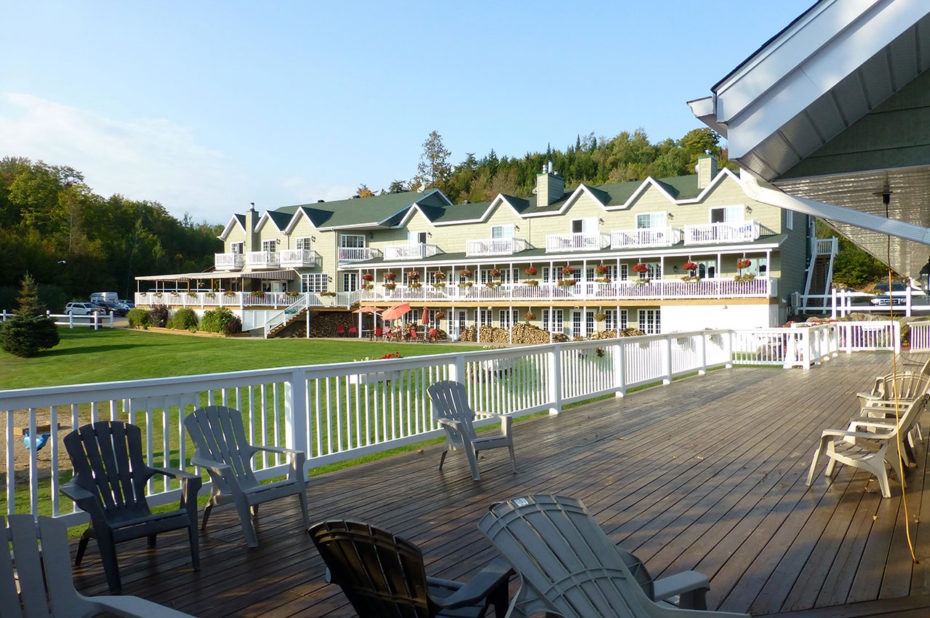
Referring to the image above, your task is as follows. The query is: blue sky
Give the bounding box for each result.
[1,1,814,224]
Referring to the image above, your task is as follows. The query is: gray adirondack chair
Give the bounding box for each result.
[427,380,515,481]
[1,514,193,618]
[806,394,928,498]
[309,520,513,617]
[61,421,201,594]
[185,406,309,547]
[478,495,748,618]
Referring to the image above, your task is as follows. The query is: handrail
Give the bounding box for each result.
[263,294,309,338]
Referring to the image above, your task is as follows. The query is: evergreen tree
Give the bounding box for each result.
[416,131,452,190]
[1,273,59,357]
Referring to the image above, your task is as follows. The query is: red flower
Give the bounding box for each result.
[595,265,608,275]
[383,272,396,281]
[459,269,472,278]
[361,273,374,281]
[737,259,751,269]
[682,262,698,271]
[632,263,648,274]
[407,271,420,280]
[561,266,576,276]
[524,266,537,276]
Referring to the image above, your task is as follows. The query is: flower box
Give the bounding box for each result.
[384,283,396,290]
[458,282,473,288]
[433,282,446,288]
[409,282,422,289]
[320,291,337,297]
[485,281,500,288]
[524,279,539,287]
[558,279,576,287]
[595,278,612,284]
[348,370,401,385]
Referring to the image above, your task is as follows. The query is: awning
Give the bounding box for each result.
[136,270,296,282]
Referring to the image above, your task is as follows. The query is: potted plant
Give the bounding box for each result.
[407,271,420,281]
[187,292,197,298]
[384,282,397,290]
[384,272,396,281]
[593,312,607,322]
[558,279,577,287]
[320,291,337,297]
[737,258,752,270]
[409,281,422,289]
[561,266,576,277]
[286,291,299,297]
[632,263,648,275]
[459,269,472,279]
[223,291,235,297]
[523,311,536,321]
[433,271,446,281]
[435,311,446,320]
[524,266,537,276]
[524,279,539,286]
[361,273,374,282]
[595,264,609,276]
[489,268,502,278]
[458,281,473,288]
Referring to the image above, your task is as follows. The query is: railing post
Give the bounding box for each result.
[725,330,733,368]
[906,287,912,317]
[449,354,466,383]
[285,368,309,475]
[894,321,901,354]
[612,339,626,398]
[93,312,99,331]
[546,344,562,415]
[831,288,837,319]
[802,330,811,370]
[698,332,707,375]
[663,335,673,384]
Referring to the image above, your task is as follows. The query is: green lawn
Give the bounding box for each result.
[0,328,480,389]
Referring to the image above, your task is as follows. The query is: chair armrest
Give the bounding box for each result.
[653,570,709,603]
[90,594,195,617]
[430,558,513,610]
[190,454,231,474]
[437,418,464,431]
[253,445,307,481]
[821,428,894,442]
[149,466,199,481]
[253,445,304,457]
[60,481,104,519]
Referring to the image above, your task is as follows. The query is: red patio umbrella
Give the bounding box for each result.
[381,303,411,321]
[421,306,429,325]
[352,306,382,314]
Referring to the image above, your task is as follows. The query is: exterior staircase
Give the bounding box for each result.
[263,295,310,338]
[801,234,838,311]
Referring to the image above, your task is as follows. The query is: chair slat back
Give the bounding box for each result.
[63,422,151,519]
[309,520,433,617]
[479,495,652,618]
[427,381,478,442]
[185,406,258,489]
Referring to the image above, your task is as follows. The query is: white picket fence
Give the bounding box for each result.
[0,321,898,523]
[0,310,115,330]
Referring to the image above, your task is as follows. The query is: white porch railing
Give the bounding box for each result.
[279,249,319,268]
[0,311,115,330]
[610,227,682,249]
[360,277,775,302]
[545,232,610,253]
[0,321,898,523]
[384,243,440,260]
[134,291,352,309]
[683,221,762,244]
[214,253,244,271]
[338,247,381,262]
[245,251,281,269]
[465,238,529,256]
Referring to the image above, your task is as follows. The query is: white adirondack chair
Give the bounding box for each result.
[806,395,928,498]
[427,380,516,481]
[1,514,193,618]
[185,406,310,547]
[478,495,749,617]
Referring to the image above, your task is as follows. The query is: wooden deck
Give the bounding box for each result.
[69,352,930,617]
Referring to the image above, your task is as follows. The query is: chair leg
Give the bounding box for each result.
[235,495,259,548]
[465,445,482,481]
[75,527,93,565]
[96,530,122,594]
[188,521,200,570]
[251,504,260,518]
[507,444,517,474]
[202,503,214,531]
[439,449,448,470]
[806,444,825,487]
[297,490,310,530]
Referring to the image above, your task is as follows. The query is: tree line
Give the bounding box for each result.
[0,157,222,310]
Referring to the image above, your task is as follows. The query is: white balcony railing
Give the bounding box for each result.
[383,243,440,260]
[0,321,898,523]
[683,221,762,245]
[133,291,352,310]
[338,247,381,262]
[279,249,319,268]
[245,251,281,269]
[465,238,529,256]
[545,232,610,253]
[214,253,244,270]
[610,227,682,249]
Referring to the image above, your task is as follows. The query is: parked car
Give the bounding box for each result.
[65,302,106,316]
[870,281,909,305]
[102,301,127,316]
[117,299,135,311]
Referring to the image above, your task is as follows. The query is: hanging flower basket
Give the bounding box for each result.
[561,266,576,276]
[383,272,396,281]
[435,311,446,320]
[407,271,420,281]
[524,266,537,276]
[682,261,698,271]
[523,311,536,321]
[433,271,446,281]
[361,273,374,282]
[489,268,502,278]
[632,263,648,274]
[595,265,609,276]
[737,259,752,269]
[593,312,607,322]
[459,269,472,279]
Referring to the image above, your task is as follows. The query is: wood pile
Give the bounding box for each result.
[459,323,569,344]
[591,327,645,339]
[278,312,371,338]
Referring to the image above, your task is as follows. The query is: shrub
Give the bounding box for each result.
[223,315,242,335]
[167,308,198,330]
[149,304,170,327]
[0,274,59,357]
[127,308,152,327]
[201,307,238,334]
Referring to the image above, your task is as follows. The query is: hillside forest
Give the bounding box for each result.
[0,127,885,310]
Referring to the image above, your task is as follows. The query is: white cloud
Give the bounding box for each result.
[0,93,252,223]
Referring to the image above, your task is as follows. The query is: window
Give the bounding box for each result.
[571,217,597,234]
[261,240,277,252]
[491,225,514,239]
[619,264,628,281]
[295,237,312,250]
[342,273,358,292]
[586,311,595,334]
[636,212,666,229]
[408,231,427,244]
[710,205,743,223]
[638,309,661,334]
[572,311,582,337]
[696,259,716,279]
[636,262,661,279]
[605,309,628,331]
[457,311,467,332]
[498,309,519,328]
[543,309,564,333]
[479,309,493,327]
[229,242,243,254]
[339,234,366,248]
[301,274,328,293]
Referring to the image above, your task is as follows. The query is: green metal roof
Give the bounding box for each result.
[275,190,428,228]
[265,210,292,230]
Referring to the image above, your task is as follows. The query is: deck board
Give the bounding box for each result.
[67,352,930,616]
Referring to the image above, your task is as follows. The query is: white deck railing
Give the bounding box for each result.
[610,227,682,249]
[338,247,382,262]
[0,311,115,330]
[384,244,440,260]
[545,232,610,252]
[278,249,319,268]
[0,321,897,523]
[465,238,529,256]
[683,221,762,244]
[245,251,281,269]
[214,253,244,271]
[134,291,352,310]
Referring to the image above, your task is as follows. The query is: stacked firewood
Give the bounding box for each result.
[591,327,645,339]
[459,323,569,344]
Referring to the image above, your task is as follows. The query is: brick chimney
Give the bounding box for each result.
[536,161,565,207]
[696,153,718,189]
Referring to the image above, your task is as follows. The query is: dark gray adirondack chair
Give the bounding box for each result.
[427,380,515,480]
[61,421,201,595]
[308,520,513,617]
[185,406,309,547]
[1,514,194,617]
[478,495,749,618]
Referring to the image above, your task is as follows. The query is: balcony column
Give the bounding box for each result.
[509,305,513,345]
[582,259,587,300]
[476,308,480,344]
[401,267,405,299]
[659,256,665,300]
[549,260,554,302]
[509,264,514,300]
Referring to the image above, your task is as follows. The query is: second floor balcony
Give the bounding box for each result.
[610,227,682,249]
[246,251,281,269]
[279,249,320,268]
[338,247,382,262]
[545,232,611,253]
[465,237,528,256]
[684,221,762,245]
[214,252,244,271]
[384,243,440,260]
